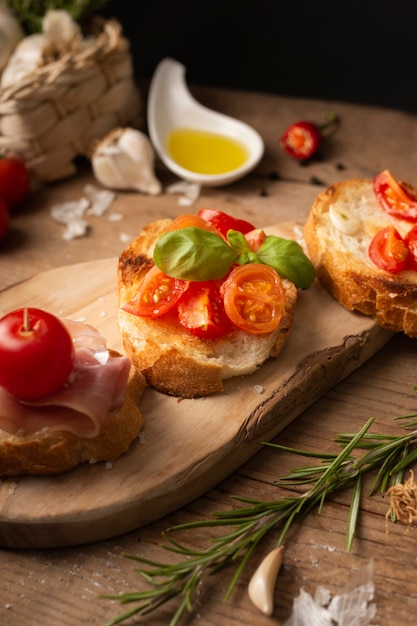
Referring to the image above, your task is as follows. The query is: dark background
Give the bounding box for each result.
[100,0,417,115]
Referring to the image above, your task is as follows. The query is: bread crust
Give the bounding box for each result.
[0,352,146,476]
[304,178,417,337]
[118,220,297,398]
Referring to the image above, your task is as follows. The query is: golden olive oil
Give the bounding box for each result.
[167,128,248,175]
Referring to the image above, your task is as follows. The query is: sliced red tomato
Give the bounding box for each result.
[373,170,417,221]
[221,264,286,334]
[245,228,266,252]
[177,280,233,338]
[197,208,255,237]
[404,225,417,271]
[122,265,189,318]
[368,225,409,273]
[169,213,221,235]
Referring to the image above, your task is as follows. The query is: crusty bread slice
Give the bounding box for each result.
[0,352,146,476]
[304,178,417,337]
[118,219,297,398]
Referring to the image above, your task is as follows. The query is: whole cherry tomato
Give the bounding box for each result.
[280,121,322,160]
[368,226,409,273]
[0,308,75,400]
[0,195,9,240]
[0,157,30,210]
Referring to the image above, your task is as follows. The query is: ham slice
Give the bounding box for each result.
[0,320,131,438]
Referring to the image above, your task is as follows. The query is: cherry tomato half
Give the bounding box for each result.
[122,265,189,318]
[368,226,409,273]
[169,213,221,235]
[177,280,233,338]
[0,308,75,400]
[245,228,266,252]
[197,209,255,237]
[221,264,286,334]
[0,195,9,240]
[373,170,417,222]
[404,225,417,271]
[0,157,30,210]
[280,121,322,160]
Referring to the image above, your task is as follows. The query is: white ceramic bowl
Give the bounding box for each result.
[147,58,265,187]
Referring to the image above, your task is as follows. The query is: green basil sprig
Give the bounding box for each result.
[153,227,238,281]
[244,233,315,289]
[153,226,315,289]
[227,230,315,289]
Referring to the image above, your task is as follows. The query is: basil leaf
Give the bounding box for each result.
[226,229,251,254]
[153,227,238,280]
[257,235,315,289]
[227,229,260,265]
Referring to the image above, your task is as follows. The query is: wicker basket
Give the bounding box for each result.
[0,17,142,182]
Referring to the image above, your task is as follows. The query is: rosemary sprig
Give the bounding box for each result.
[103,415,417,626]
[6,0,110,33]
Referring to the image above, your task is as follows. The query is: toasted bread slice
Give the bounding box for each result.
[118,219,297,398]
[304,178,417,337]
[0,353,146,476]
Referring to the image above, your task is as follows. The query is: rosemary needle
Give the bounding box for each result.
[103,415,417,626]
[5,0,110,33]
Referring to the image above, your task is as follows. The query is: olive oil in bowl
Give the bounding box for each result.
[167,128,248,175]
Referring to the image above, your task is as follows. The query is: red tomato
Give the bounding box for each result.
[122,265,189,318]
[197,208,255,237]
[245,228,266,252]
[0,157,30,210]
[0,308,74,400]
[221,264,286,334]
[280,121,322,160]
[177,280,233,338]
[404,225,417,271]
[373,170,417,221]
[0,195,9,240]
[169,213,221,235]
[368,226,409,273]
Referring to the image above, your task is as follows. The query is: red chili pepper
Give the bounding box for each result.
[280,113,338,161]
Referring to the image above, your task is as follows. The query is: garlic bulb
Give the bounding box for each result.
[1,33,46,88]
[91,127,162,195]
[248,545,284,615]
[0,9,81,89]
[0,0,24,75]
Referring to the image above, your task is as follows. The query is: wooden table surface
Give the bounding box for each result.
[1,84,417,625]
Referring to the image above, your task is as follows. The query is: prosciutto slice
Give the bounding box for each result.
[0,320,131,438]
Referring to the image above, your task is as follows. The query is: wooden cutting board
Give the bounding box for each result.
[0,223,393,549]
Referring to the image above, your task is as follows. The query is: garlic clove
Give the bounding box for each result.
[42,10,81,54]
[248,545,284,616]
[329,203,361,235]
[91,128,162,196]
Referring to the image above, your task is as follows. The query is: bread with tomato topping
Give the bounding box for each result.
[118,218,298,398]
[0,340,146,476]
[304,174,417,337]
